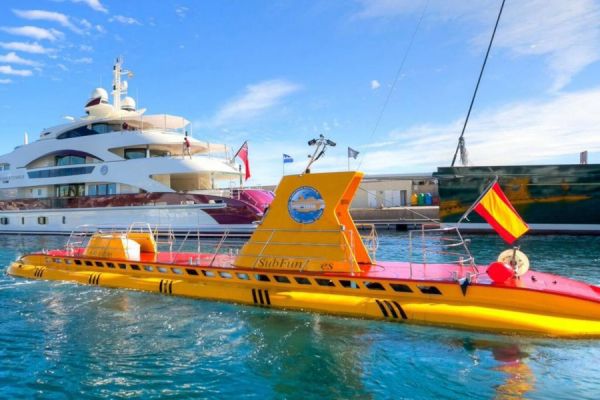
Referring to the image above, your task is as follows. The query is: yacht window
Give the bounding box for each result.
[0,163,9,171]
[56,184,85,198]
[28,166,94,179]
[88,183,116,196]
[124,148,146,159]
[57,123,121,139]
[37,216,48,225]
[149,149,170,158]
[0,217,8,225]
[55,155,85,166]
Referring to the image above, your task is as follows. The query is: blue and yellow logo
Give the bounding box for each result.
[288,186,325,224]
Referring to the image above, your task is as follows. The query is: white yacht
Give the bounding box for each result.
[0,58,272,235]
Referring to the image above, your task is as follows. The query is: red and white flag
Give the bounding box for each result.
[234,141,251,180]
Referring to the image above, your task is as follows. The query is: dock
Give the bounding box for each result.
[350,206,439,230]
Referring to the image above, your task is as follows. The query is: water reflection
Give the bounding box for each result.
[461,338,534,399]
[243,311,372,399]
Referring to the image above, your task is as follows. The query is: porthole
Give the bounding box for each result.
[364,281,385,290]
[255,274,270,282]
[274,275,290,283]
[315,278,335,287]
[418,285,442,295]
[339,280,359,289]
[390,283,413,293]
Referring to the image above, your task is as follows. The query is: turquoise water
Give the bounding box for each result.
[1,232,600,399]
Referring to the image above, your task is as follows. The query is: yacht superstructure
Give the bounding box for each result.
[0,58,270,234]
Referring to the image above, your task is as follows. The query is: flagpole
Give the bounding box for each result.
[457,176,499,225]
[231,140,247,162]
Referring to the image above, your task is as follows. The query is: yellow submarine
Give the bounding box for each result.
[7,138,600,338]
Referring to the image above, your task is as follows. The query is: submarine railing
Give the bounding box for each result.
[63,224,379,270]
[408,225,477,280]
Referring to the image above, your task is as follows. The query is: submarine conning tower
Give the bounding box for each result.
[234,171,371,273]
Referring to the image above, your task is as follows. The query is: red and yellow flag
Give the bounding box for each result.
[474,182,529,244]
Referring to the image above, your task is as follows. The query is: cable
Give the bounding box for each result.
[451,0,506,167]
[357,0,430,170]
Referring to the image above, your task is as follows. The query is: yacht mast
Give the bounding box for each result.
[112,57,133,111]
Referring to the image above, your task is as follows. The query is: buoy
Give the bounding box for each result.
[497,249,530,277]
[487,261,515,283]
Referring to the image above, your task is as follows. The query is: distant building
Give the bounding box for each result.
[351,173,438,209]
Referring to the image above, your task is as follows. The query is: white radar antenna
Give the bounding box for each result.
[112,56,134,111]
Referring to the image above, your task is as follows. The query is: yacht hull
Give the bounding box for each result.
[0,203,257,235]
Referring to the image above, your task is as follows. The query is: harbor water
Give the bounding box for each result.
[1,232,599,399]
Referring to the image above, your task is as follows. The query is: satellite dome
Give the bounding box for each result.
[90,87,108,101]
[121,96,136,111]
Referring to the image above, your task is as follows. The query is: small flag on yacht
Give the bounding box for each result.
[471,182,529,244]
[348,147,359,159]
[234,141,251,180]
[283,154,294,163]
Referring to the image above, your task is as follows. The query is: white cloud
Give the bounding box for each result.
[0,42,50,54]
[354,0,600,92]
[109,15,142,25]
[0,52,41,67]
[71,0,108,13]
[0,65,33,76]
[0,26,64,41]
[176,6,189,18]
[12,9,82,34]
[57,63,68,71]
[71,57,93,64]
[353,88,600,172]
[211,80,301,126]
[79,44,93,52]
[370,79,381,90]
[0,78,11,84]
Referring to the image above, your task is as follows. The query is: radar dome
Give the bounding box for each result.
[121,96,136,111]
[90,87,108,101]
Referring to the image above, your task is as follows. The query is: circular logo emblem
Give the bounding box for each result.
[100,165,108,175]
[288,186,325,224]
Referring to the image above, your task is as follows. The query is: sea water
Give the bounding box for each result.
[1,232,599,399]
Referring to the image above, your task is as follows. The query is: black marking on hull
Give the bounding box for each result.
[88,273,101,285]
[375,300,389,317]
[392,301,408,320]
[383,300,398,319]
[252,289,271,306]
[257,289,264,305]
[159,280,173,294]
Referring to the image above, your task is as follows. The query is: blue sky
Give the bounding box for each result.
[0,0,599,184]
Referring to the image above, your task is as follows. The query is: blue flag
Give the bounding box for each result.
[348,147,359,159]
[283,154,294,163]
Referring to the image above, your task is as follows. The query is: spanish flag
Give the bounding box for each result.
[473,182,529,244]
